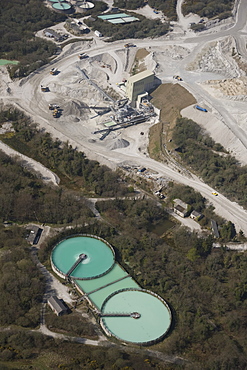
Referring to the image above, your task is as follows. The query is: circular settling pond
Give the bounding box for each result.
[52,2,71,10]
[101,289,171,344]
[51,236,115,279]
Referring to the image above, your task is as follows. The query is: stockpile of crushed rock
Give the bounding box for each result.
[107,138,129,150]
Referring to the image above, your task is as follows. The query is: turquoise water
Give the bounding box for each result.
[101,290,171,343]
[51,235,172,343]
[75,264,128,294]
[88,277,139,310]
[0,59,18,66]
[52,236,115,279]
[52,2,71,10]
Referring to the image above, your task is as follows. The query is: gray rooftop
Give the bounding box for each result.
[47,296,68,315]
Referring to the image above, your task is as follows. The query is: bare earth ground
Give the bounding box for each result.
[0,0,247,233]
[149,84,196,159]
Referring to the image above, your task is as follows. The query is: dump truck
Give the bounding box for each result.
[41,85,49,92]
[49,104,59,110]
[50,67,58,75]
[52,109,60,118]
[173,75,183,81]
[195,105,207,112]
[124,43,135,48]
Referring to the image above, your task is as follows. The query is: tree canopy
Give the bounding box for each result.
[172,117,247,208]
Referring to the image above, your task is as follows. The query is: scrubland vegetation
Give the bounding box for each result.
[172,117,247,209]
[0,0,66,77]
[85,15,170,41]
[182,0,234,20]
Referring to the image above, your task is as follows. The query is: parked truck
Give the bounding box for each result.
[195,105,207,112]
[50,68,58,75]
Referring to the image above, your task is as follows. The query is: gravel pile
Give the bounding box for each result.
[107,138,129,150]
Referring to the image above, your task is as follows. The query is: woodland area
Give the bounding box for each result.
[0,226,45,328]
[0,150,94,224]
[172,117,247,209]
[113,0,177,20]
[85,15,170,41]
[0,0,66,77]
[182,0,234,20]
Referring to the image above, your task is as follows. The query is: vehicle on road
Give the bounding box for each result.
[50,68,58,75]
[78,53,88,60]
[212,192,218,196]
[124,43,135,48]
[173,75,183,81]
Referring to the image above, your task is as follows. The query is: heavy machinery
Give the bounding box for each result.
[49,104,59,110]
[173,75,183,81]
[41,85,49,92]
[50,68,58,75]
[49,104,61,118]
[124,43,135,48]
[52,108,60,118]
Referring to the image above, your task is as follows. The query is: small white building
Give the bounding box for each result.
[190,210,203,221]
[94,30,103,37]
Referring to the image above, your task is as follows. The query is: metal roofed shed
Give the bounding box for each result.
[43,28,63,42]
[190,210,203,221]
[108,18,127,24]
[47,296,69,316]
[98,13,129,19]
[26,225,43,245]
[98,13,139,24]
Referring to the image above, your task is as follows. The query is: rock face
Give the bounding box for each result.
[187,37,241,78]
[203,77,247,101]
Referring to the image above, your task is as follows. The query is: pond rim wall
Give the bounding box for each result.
[50,233,115,280]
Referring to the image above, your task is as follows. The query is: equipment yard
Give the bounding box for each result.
[0,0,247,233]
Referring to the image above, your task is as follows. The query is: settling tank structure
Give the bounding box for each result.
[51,234,172,345]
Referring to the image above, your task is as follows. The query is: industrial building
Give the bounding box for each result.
[47,296,69,316]
[126,70,155,106]
[98,13,139,24]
